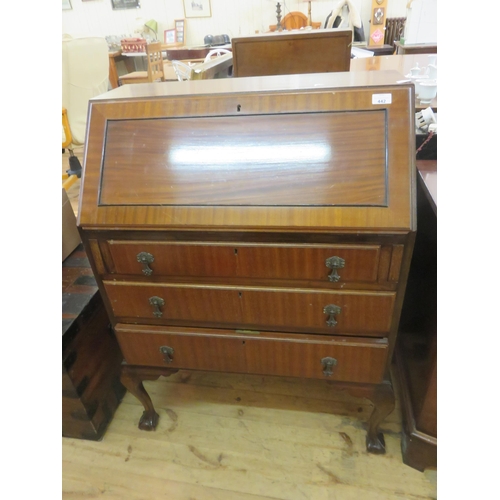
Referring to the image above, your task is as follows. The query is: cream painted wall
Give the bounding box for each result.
[62,0,409,47]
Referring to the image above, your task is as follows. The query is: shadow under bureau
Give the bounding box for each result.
[78,71,416,454]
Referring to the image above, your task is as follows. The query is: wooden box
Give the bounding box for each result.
[62,245,126,440]
[78,71,416,453]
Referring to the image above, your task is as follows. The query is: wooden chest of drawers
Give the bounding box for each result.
[78,71,416,454]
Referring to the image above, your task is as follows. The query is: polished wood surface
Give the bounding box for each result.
[99,111,387,206]
[77,72,416,455]
[105,241,382,283]
[232,29,351,77]
[79,72,415,231]
[115,324,388,383]
[104,282,395,335]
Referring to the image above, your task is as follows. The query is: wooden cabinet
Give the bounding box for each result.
[78,71,416,454]
[396,160,437,470]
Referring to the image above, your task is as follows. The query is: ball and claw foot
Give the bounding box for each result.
[138,410,160,431]
[366,432,387,454]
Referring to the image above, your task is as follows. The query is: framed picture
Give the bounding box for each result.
[174,19,186,44]
[164,29,176,45]
[111,0,140,10]
[62,0,72,10]
[183,0,211,18]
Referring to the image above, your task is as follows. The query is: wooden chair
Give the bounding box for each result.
[119,42,165,85]
[282,11,308,30]
[271,11,322,31]
[384,17,406,53]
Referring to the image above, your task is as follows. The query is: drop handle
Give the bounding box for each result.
[325,256,345,282]
[160,346,174,363]
[149,296,165,318]
[137,251,154,276]
[321,357,337,376]
[323,304,341,327]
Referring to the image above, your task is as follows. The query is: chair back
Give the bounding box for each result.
[384,17,406,49]
[171,60,194,81]
[282,12,308,30]
[146,42,165,82]
[203,48,231,63]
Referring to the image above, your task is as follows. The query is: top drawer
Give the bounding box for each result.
[105,241,381,284]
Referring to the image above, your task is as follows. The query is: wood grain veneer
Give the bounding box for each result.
[115,325,388,384]
[231,29,352,77]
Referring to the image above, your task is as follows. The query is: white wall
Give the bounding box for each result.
[404,0,437,44]
[62,0,409,47]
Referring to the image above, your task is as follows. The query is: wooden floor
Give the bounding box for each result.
[62,148,437,500]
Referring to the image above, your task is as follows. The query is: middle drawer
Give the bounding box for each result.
[104,282,395,336]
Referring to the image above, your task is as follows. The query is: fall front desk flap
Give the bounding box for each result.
[78,71,415,231]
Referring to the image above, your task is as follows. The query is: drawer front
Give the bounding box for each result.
[115,324,388,384]
[106,241,381,284]
[104,282,395,336]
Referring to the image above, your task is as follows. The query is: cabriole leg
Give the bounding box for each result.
[365,382,395,454]
[120,364,178,431]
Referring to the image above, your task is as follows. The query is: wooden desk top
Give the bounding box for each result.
[350,54,437,111]
[93,70,409,101]
[416,160,436,215]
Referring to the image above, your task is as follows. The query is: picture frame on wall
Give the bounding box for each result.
[62,0,72,10]
[183,0,211,18]
[164,29,176,45]
[174,19,186,44]
[111,0,141,10]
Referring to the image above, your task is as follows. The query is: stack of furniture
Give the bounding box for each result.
[63,245,125,440]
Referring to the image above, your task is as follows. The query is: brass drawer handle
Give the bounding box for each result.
[323,304,341,327]
[160,345,174,363]
[137,251,154,276]
[325,256,345,282]
[321,357,337,376]
[149,296,165,317]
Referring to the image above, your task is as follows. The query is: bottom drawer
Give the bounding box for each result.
[115,324,388,384]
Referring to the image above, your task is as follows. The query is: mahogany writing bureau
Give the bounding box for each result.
[78,71,416,454]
